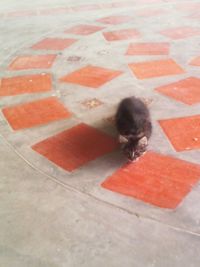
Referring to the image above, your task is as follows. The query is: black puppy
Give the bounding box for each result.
[115,96,152,161]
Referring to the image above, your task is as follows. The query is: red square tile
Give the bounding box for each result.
[126,42,169,55]
[129,59,184,79]
[159,115,200,152]
[189,56,200,66]
[64,24,105,35]
[136,8,165,17]
[60,65,123,88]
[2,97,71,130]
[160,26,200,39]
[103,29,140,41]
[101,151,200,209]
[155,77,200,105]
[97,15,132,25]
[8,54,57,70]
[0,73,52,96]
[32,38,77,50]
[32,123,118,171]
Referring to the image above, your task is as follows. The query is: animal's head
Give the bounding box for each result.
[119,135,148,161]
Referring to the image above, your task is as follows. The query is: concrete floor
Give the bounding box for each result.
[1,0,200,266]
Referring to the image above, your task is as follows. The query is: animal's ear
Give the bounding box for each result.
[138,136,148,146]
[119,135,129,144]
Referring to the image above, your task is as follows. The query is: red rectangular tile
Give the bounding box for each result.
[160,26,200,39]
[32,38,77,50]
[129,59,184,79]
[103,28,140,41]
[71,4,100,12]
[32,123,118,171]
[126,42,169,55]
[155,77,200,105]
[64,24,105,35]
[6,10,37,18]
[60,65,123,88]
[136,8,165,17]
[97,15,132,25]
[159,115,200,152]
[2,97,71,130]
[189,56,200,66]
[0,73,52,96]
[8,54,57,71]
[102,151,200,209]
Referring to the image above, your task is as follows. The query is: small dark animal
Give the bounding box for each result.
[115,96,152,161]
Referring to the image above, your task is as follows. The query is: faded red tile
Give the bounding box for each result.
[160,26,200,39]
[102,151,200,209]
[32,38,77,50]
[6,10,37,17]
[8,54,57,71]
[136,8,165,17]
[129,59,184,79]
[159,115,200,151]
[32,123,118,172]
[82,98,103,109]
[126,42,169,55]
[97,15,132,25]
[103,28,140,41]
[176,2,200,13]
[188,12,200,20]
[189,56,200,66]
[60,65,123,88]
[39,7,70,15]
[156,77,200,105]
[64,24,105,35]
[2,97,71,130]
[0,73,52,96]
[72,4,100,12]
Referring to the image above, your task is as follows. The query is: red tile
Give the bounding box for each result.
[32,38,77,50]
[71,4,100,12]
[64,24,105,35]
[129,59,184,79]
[176,2,200,13]
[60,65,123,88]
[101,151,200,209]
[0,73,52,96]
[8,54,57,70]
[160,26,200,39]
[32,123,118,172]
[103,28,140,41]
[136,8,165,17]
[2,97,71,130]
[126,42,169,55]
[159,115,200,152]
[6,10,37,17]
[189,56,200,66]
[188,12,200,20]
[97,15,132,25]
[155,77,200,105]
